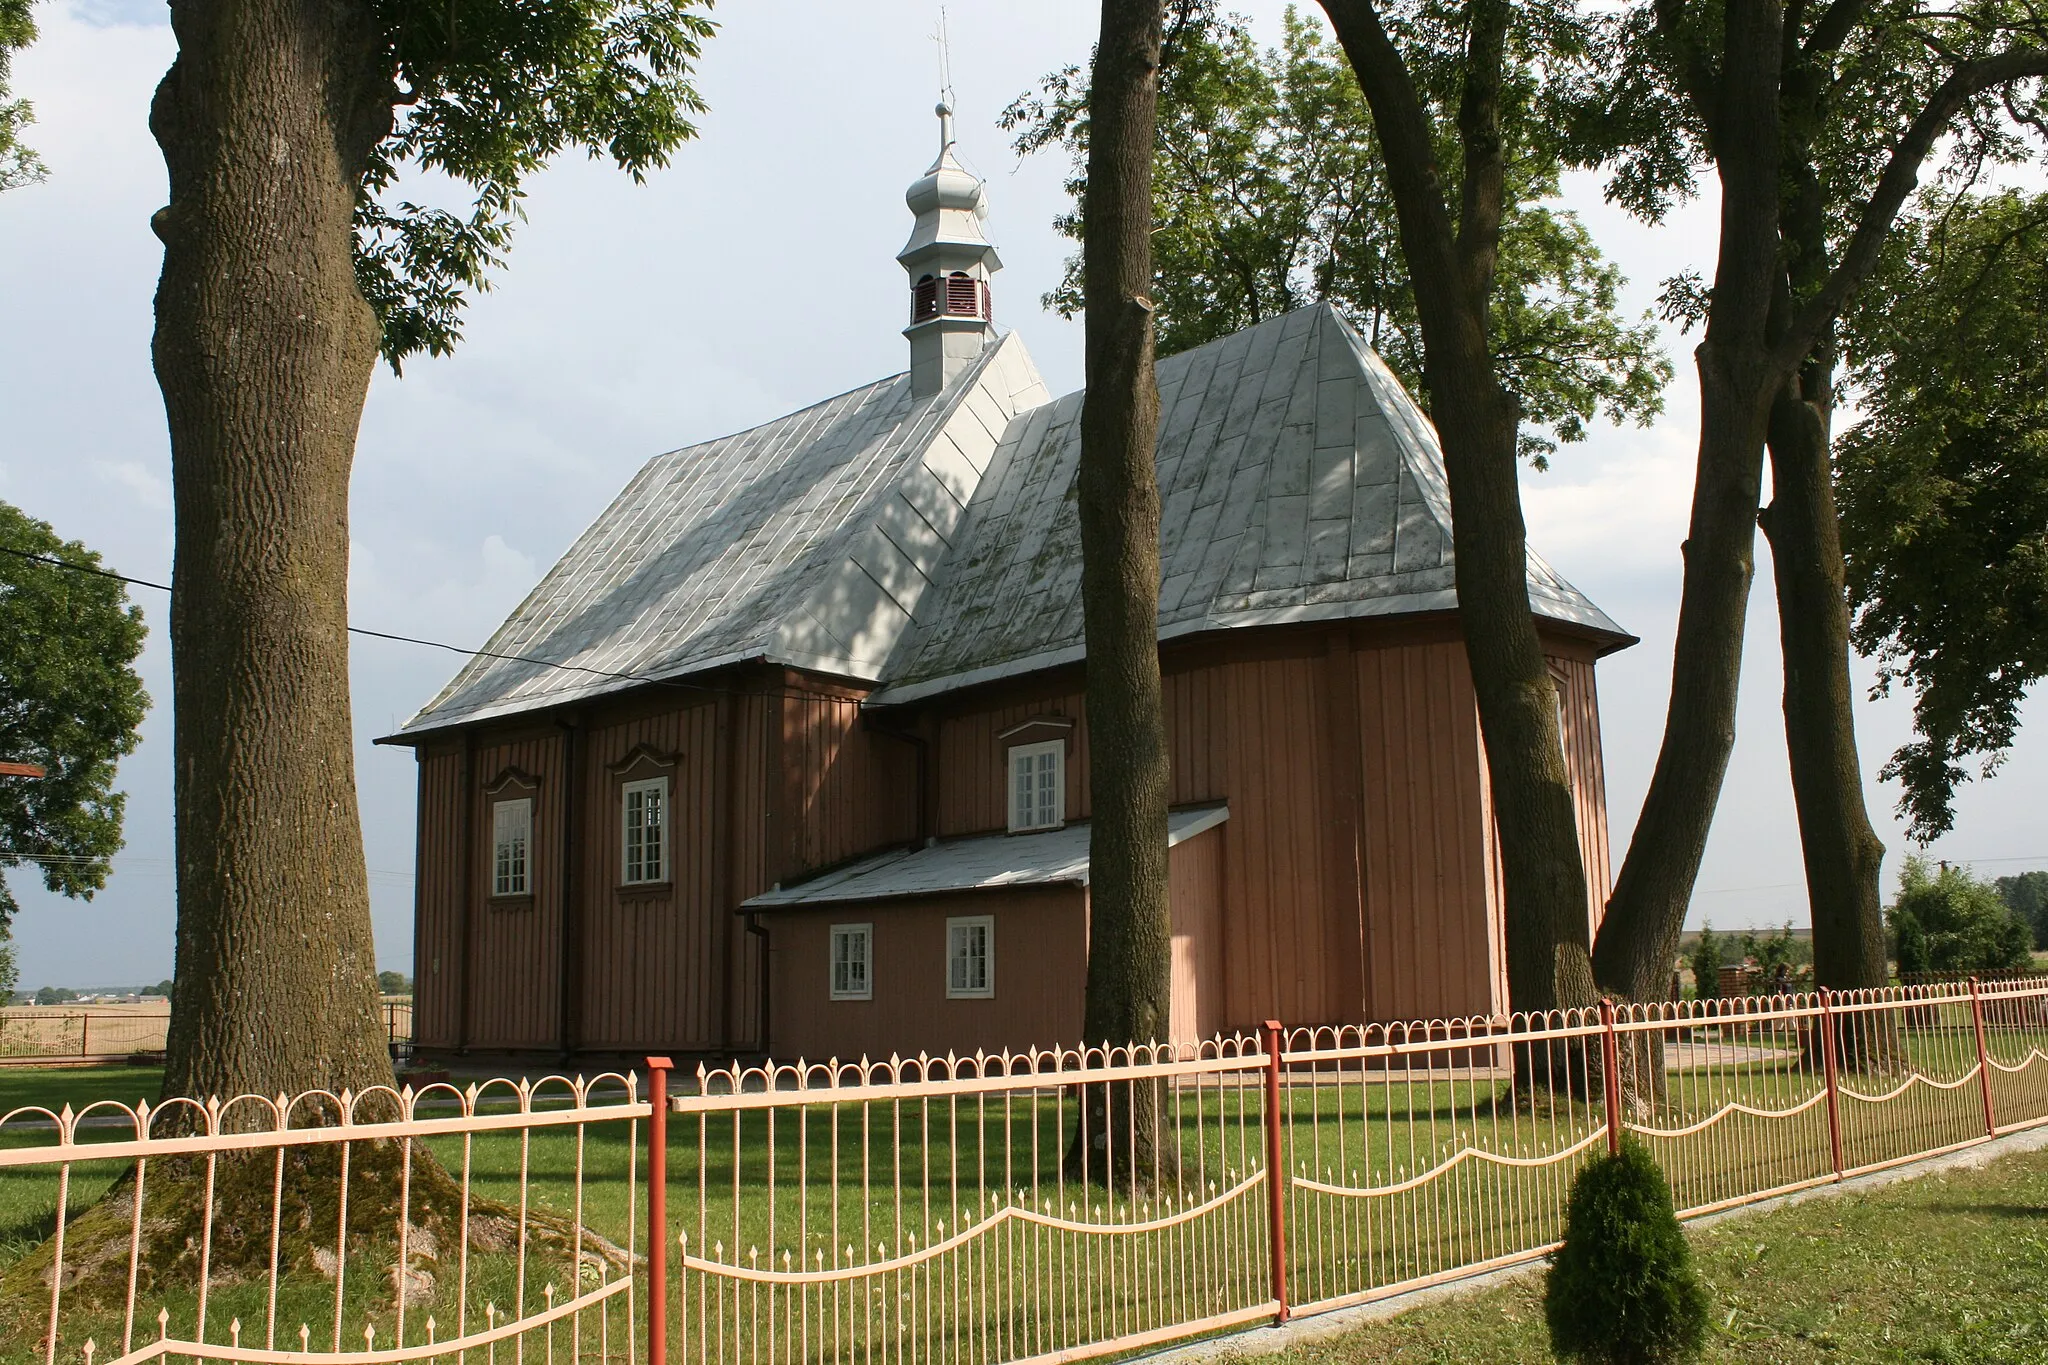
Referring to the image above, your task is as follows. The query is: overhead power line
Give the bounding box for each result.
[0,542,732,701]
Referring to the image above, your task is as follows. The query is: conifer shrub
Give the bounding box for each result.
[1544,1137,1711,1365]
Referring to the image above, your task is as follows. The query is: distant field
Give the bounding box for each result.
[0,1003,168,1060]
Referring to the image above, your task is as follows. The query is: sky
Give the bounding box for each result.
[2,0,2044,990]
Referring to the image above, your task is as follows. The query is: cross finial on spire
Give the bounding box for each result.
[933,6,956,152]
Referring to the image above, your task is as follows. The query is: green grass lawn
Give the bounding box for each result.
[0,1065,163,1119]
[1256,1145,2048,1364]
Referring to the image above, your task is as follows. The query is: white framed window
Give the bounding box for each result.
[491,797,532,897]
[946,915,994,999]
[1007,740,1064,832]
[621,776,669,885]
[830,923,873,1001]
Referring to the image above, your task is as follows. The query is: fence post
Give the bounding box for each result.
[1817,989,1844,1178]
[1968,978,1997,1136]
[80,1013,89,1059]
[1599,999,1623,1158]
[1260,1020,1290,1325]
[647,1055,673,1365]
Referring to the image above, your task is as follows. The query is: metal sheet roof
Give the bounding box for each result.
[395,333,1050,736]
[869,304,1628,704]
[741,804,1230,909]
[394,302,1627,737]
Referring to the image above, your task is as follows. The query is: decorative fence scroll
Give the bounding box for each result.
[12,979,2048,1365]
[3,1074,648,1365]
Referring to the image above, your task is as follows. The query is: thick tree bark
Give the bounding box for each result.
[151,0,395,1106]
[1318,0,1594,1015]
[1073,0,1174,1187]
[1590,0,1786,1005]
[1761,377,1887,991]
[1757,35,1889,994]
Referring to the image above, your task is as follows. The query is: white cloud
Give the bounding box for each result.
[92,459,170,509]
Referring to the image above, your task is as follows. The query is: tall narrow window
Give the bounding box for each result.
[830,924,873,1001]
[492,798,532,897]
[1007,740,1064,832]
[621,776,669,885]
[947,916,993,999]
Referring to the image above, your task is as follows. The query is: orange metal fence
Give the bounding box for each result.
[7,980,2048,1364]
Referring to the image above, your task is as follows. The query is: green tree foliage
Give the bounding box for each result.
[1839,191,2048,841]
[1545,1136,1711,1365]
[1996,870,2048,950]
[1686,924,1721,998]
[0,939,16,1003]
[1002,3,1670,464]
[0,0,42,192]
[1889,856,2033,978]
[0,505,149,926]
[352,0,717,369]
[376,970,411,995]
[34,985,75,1006]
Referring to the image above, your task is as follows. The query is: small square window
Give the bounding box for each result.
[947,916,994,999]
[1007,740,1064,833]
[492,798,532,897]
[621,776,669,885]
[830,923,873,1001]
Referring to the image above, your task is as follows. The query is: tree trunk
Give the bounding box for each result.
[1073,0,1174,1189]
[1590,0,1787,1006]
[1438,380,1599,1015]
[151,0,395,1107]
[1761,373,1888,991]
[1316,0,1594,1016]
[1592,346,1774,1003]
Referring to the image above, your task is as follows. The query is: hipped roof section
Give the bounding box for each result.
[392,303,1629,739]
[393,333,1051,737]
[869,304,1629,704]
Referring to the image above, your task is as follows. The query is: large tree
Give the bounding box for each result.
[1073,0,1174,1183]
[0,506,150,925]
[1581,0,2048,1002]
[1004,5,1668,466]
[1837,190,2048,846]
[1307,0,1612,1014]
[151,0,714,1105]
[0,0,41,192]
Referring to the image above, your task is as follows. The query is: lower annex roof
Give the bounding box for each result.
[741,804,1230,909]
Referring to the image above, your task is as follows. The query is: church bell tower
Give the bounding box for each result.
[899,100,1001,399]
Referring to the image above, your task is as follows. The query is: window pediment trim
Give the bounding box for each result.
[606,743,682,780]
[483,766,540,796]
[996,715,1074,744]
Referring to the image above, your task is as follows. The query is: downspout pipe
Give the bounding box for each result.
[556,714,582,1062]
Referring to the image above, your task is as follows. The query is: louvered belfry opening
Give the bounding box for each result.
[913,272,989,326]
[946,271,987,319]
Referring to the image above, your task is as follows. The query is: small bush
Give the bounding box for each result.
[1545,1137,1710,1365]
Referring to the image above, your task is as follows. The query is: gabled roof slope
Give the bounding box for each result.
[396,333,1049,736]
[870,304,1627,704]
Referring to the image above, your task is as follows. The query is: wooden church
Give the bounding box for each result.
[383,103,1633,1064]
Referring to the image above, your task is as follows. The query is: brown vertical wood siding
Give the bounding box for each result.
[1354,642,1496,1024]
[413,745,464,1050]
[766,887,1089,1060]
[463,730,568,1050]
[779,690,919,877]
[411,621,1617,1059]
